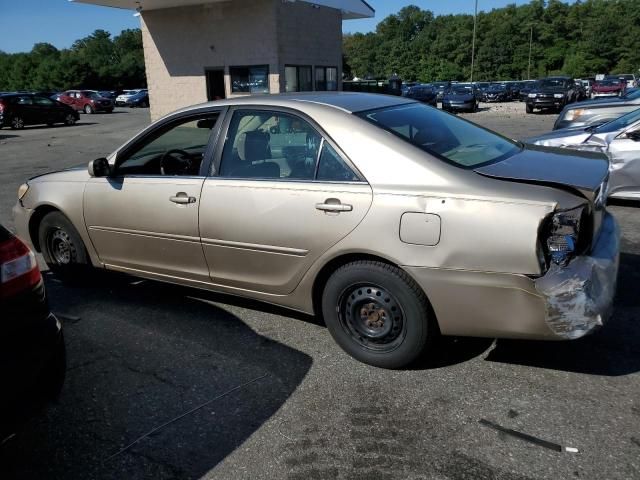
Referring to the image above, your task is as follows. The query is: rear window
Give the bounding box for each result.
[357,103,520,168]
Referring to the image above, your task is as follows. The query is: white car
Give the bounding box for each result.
[116,89,146,106]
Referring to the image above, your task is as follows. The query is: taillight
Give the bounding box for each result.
[0,235,41,299]
[0,99,5,113]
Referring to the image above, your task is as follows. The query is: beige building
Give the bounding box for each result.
[74,0,374,119]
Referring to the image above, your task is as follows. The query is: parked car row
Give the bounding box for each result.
[0,87,148,129]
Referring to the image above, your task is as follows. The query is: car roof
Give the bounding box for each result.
[179,92,414,115]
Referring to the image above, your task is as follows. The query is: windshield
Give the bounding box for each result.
[597,79,622,86]
[357,103,520,168]
[449,86,472,94]
[540,79,567,88]
[595,107,640,133]
[488,84,505,91]
[82,91,101,99]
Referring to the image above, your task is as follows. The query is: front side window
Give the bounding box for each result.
[220,110,321,180]
[230,65,269,94]
[116,113,220,176]
[16,96,33,105]
[358,103,520,168]
[33,97,54,106]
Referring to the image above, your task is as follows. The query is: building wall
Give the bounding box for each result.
[141,0,344,120]
[141,0,279,120]
[276,1,343,92]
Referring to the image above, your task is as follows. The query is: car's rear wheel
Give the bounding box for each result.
[10,115,25,129]
[84,104,94,114]
[64,113,77,126]
[38,211,91,282]
[321,261,435,369]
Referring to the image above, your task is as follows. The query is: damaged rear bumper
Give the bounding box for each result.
[535,212,620,339]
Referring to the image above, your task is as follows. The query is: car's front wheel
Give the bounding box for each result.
[322,261,435,369]
[84,104,94,114]
[38,211,91,282]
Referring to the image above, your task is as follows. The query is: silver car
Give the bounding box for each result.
[13,93,619,368]
[529,107,640,201]
[555,89,640,130]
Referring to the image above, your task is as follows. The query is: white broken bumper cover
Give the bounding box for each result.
[535,212,620,339]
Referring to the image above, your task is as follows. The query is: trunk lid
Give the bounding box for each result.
[474,144,609,203]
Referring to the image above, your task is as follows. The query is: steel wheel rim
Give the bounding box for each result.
[12,117,24,129]
[65,114,75,125]
[337,284,406,352]
[48,228,75,265]
[85,105,92,114]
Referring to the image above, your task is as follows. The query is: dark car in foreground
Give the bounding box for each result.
[442,84,478,112]
[0,224,65,440]
[526,76,577,113]
[0,93,79,130]
[403,84,437,106]
[58,90,114,114]
[554,88,640,130]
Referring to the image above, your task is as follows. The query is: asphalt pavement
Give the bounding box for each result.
[0,104,638,480]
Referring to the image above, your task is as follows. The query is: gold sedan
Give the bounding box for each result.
[13,93,619,368]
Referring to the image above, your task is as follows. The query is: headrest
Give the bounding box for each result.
[237,131,270,162]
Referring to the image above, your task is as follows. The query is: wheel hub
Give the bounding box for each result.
[339,285,404,350]
[50,229,74,265]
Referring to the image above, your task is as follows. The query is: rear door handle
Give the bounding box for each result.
[315,199,352,212]
[170,192,196,204]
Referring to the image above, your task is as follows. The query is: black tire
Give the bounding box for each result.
[10,115,25,129]
[64,113,77,126]
[321,261,435,369]
[38,211,91,282]
[526,104,533,114]
[84,104,94,114]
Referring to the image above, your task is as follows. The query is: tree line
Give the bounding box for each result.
[0,29,146,92]
[343,0,640,82]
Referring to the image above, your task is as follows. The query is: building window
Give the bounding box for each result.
[315,67,338,91]
[285,65,312,92]
[230,65,270,94]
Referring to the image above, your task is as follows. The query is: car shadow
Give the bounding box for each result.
[0,275,312,479]
[485,252,640,376]
[17,123,99,131]
[0,134,20,140]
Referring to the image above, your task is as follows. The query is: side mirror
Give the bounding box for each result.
[88,157,111,177]
[625,130,640,142]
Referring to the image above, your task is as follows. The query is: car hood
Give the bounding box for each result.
[566,97,625,109]
[475,145,609,202]
[29,164,90,183]
[444,93,474,100]
[525,127,594,147]
[532,87,566,94]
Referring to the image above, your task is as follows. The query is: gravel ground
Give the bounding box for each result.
[0,103,638,480]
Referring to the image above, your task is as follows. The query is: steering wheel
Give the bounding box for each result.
[160,149,193,175]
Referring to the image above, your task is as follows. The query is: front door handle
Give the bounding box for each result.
[170,192,196,204]
[315,199,353,212]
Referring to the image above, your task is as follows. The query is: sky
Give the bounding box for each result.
[1,0,555,54]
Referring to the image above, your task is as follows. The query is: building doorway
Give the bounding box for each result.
[205,68,226,100]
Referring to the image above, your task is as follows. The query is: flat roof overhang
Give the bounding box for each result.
[71,0,375,19]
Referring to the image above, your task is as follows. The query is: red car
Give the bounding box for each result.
[592,79,625,98]
[58,90,114,114]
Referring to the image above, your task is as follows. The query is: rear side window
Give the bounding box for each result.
[317,142,359,182]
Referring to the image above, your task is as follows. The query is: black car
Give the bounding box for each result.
[518,81,539,101]
[403,84,437,106]
[0,225,65,440]
[474,82,491,101]
[441,84,478,112]
[0,93,79,130]
[484,83,512,102]
[525,76,577,113]
[432,82,449,102]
